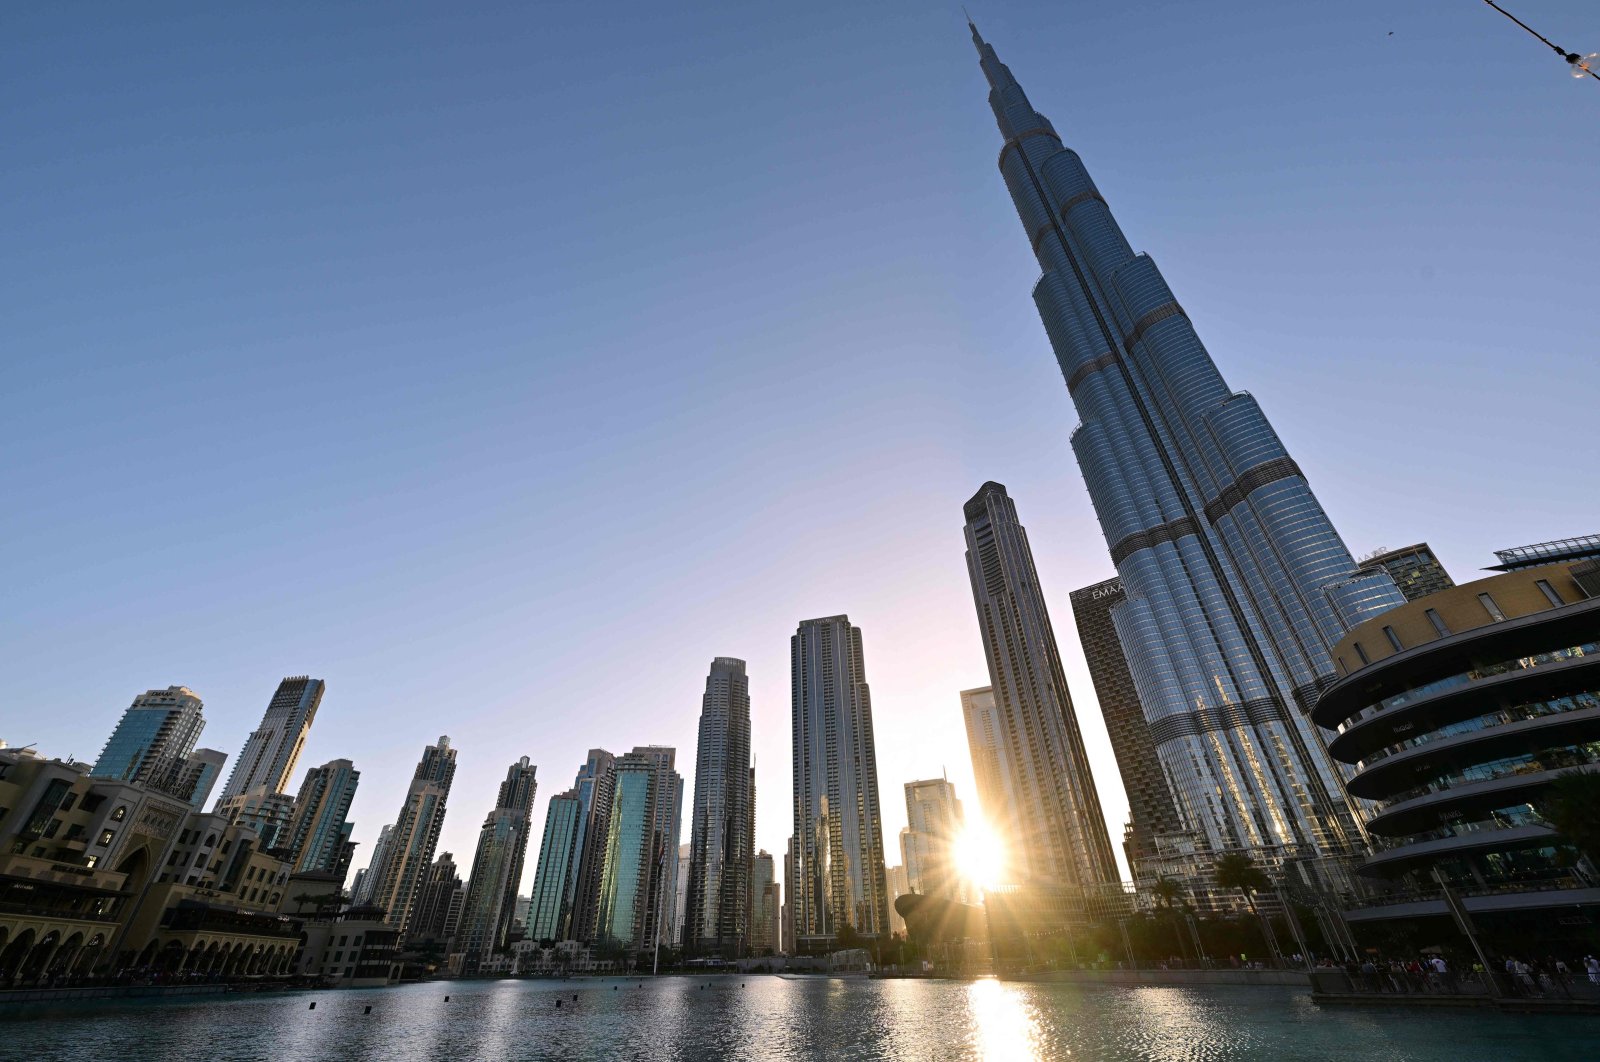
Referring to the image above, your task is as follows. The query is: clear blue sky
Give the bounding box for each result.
[5,2,1595,888]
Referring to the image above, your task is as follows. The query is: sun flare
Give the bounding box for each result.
[953,819,1007,894]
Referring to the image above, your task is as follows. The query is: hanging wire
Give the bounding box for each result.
[1483,0,1599,82]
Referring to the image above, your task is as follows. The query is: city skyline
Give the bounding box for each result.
[7,2,1596,900]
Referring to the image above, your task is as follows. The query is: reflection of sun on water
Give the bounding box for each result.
[968,978,1041,1061]
[954,819,1006,894]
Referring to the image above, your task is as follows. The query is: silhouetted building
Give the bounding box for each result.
[684,657,754,958]
[791,615,890,950]
[963,482,1118,888]
[1069,577,1182,872]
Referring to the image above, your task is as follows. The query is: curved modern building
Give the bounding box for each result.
[1314,557,1600,937]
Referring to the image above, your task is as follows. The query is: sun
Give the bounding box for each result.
[953,819,1007,895]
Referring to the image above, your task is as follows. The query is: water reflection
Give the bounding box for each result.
[968,978,1041,1061]
[3,975,1598,1061]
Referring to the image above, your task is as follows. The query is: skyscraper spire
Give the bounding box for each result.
[970,31,1406,880]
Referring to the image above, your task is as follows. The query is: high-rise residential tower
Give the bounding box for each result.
[455,756,538,972]
[969,23,1405,871]
[568,749,618,943]
[674,843,690,947]
[963,482,1119,888]
[1069,577,1183,872]
[283,759,360,875]
[173,748,228,809]
[217,676,324,804]
[684,657,755,958]
[960,685,1021,878]
[91,686,207,794]
[885,864,909,937]
[790,615,891,951]
[901,778,968,903]
[1357,544,1455,603]
[370,736,458,936]
[752,850,779,955]
[409,851,466,946]
[351,824,393,906]
[527,789,583,942]
[594,746,683,955]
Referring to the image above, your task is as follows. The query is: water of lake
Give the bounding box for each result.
[3,975,1596,1060]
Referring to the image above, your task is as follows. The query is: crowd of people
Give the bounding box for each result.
[1343,952,1600,998]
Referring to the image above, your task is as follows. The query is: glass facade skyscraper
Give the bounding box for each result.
[683,657,754,958]
[595,746,683,954]
[963,482,1120,888]
[282,758,360,875]
[970,23,1405,870]
[91,686,206,794]
[456,756,538,973]
[568,748,617,943]
[527,790,583,942]
[1069,577,1183,871]
[790,615,890,949]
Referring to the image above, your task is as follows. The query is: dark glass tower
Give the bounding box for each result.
[684,657,754,958]
[970,23,1405,870]
[1069,577,1182,871]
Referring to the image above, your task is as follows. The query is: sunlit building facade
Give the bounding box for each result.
[901,778,967,904]
[970,23,1405,877]
[963,482,1119,888]
[1315,555,1600,946]
[217,677,323,805]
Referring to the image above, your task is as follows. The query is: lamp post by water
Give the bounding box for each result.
[1117,917,1137,971]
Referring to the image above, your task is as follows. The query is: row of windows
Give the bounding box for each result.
[1346,583,1567,668]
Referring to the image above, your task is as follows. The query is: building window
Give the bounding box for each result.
[110,805,127,821]
[85,855,98,869]
[1425,609,1450,638]
[1536,579,1564,607]
[98,829,115,846]
[60,793,78,813]
[1383,626,1404,652]
[1354,642,1370,666]
[1478,592,1507,622]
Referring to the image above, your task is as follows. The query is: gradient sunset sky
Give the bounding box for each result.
[5,2,1596,888]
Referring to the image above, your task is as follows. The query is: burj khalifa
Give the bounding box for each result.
[970,22,1405,871]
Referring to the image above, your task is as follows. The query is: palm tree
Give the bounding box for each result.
[1539,770,1600,876]
[1214,852,1281,965]
[1150,876,1187,963]
[1150,876,1182,911]
[1214,853,1270,914]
